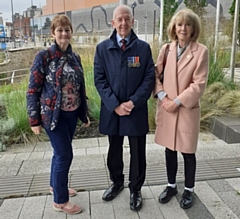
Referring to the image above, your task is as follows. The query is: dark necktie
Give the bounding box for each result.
[120,39,126,51]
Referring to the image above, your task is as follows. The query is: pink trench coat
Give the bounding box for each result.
[153,41,209,153]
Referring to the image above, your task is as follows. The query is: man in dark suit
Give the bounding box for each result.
[94,4,155,211]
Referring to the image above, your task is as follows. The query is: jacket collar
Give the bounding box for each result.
[107,29,138,50]
[177,41,198,74]
[48,41,73,59]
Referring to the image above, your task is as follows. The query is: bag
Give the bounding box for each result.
[159,44,170,83]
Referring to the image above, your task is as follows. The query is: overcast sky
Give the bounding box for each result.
[0,0,46,22]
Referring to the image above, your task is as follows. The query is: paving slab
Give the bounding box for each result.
[0,160,22,176]
[18,196,47,219]
[226,178,240,191]
[0,197,25,219]
[195,181,239,219]
[0,133,240,218]
[14,153,31,161]
[91,202,115,219]
[28,151,45,160]
[0,153,16,162]
[72,138,99,148]
[150,185,189,219]
[34,141,51,152]
[18,159,51,175]
[1,143,35,154]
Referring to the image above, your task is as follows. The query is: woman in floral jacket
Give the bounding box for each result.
[26,15,90,215]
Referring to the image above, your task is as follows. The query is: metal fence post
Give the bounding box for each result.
[11,70,15,83]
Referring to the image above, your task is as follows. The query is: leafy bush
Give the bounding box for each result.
[0,36,240,146]
[0,81,47,145]
[201,82,240,130]
[207,44,230,85]
[0,95,15,151]
[74,46,101,121]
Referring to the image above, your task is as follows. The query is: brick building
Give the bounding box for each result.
[42,0,118,16]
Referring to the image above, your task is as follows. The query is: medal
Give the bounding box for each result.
[128,56,140,67]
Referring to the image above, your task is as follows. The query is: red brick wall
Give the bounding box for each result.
[42,0,118,15]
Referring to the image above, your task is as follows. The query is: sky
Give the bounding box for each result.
[0,0,46,22]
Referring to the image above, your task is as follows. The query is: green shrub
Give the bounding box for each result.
[200,82,240,130]
[0,82,47,145]
[207,44,230,85]
[0,38,240,146]
[74,46,101,121]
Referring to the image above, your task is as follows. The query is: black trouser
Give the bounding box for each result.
[165,148,196,188]
[107,135,146,193]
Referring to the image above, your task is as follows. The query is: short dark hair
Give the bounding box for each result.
[50,15,73,34]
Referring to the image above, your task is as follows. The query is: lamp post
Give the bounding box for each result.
[63,0,66,15]
[10,0,16,48]
[3,19,8,39]
[159,0,164,46]
[31,0,36,46]
[153,9,156,42]
[131,2,137,28]
[98,18,100,42]
[108,21,112,36]
[40,2,43,43]
[144,12,148,42]
[134,19,138,35]
[119,0,127,5]
[214,0,220,64]
[19,15,22,40]
[131,2,137,18]
[230,0,240,81]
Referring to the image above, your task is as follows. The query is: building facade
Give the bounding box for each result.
[42,0,118,16]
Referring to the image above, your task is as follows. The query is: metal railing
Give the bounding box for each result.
[223,68,240,82]
[0,68,29,84]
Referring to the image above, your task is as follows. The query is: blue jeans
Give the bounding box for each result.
[45,109,79,204]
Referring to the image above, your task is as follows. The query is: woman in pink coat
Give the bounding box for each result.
[153,8,209,209]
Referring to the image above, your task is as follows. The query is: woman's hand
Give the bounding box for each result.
[162,97,178,113]
[31,125,42,135]
[82,116,90,128]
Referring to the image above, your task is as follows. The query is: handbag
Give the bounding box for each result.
[159,44,170,83]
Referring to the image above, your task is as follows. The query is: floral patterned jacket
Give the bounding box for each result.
[26,42,88,130]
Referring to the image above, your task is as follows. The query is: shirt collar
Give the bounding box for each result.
[116,33,131,47]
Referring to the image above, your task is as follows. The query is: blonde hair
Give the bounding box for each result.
[50,15,73,34]
[167,8,201,42]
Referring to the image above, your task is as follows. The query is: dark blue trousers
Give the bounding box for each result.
[45,109,79,204]
[107,135,146,193]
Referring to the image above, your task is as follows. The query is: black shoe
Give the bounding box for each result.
[158,186,178,203]
[130,191,142,211]
[180,190,193,209]
[102,184,124,201]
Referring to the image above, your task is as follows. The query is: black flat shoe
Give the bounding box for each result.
[180,190,193,209]
[130,191,142,211]
[102,184,124,201]
[159,186,178,203]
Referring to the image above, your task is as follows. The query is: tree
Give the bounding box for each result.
[184,0,208,43]
[229,0,240,46]
[162,0,178,41]
[184,0,207,18]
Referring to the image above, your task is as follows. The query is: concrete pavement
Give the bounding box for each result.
[0,132,240,219]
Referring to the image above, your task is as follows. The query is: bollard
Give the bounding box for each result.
[0,142,6,152]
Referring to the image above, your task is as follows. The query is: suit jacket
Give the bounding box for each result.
[153,41,209,153]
